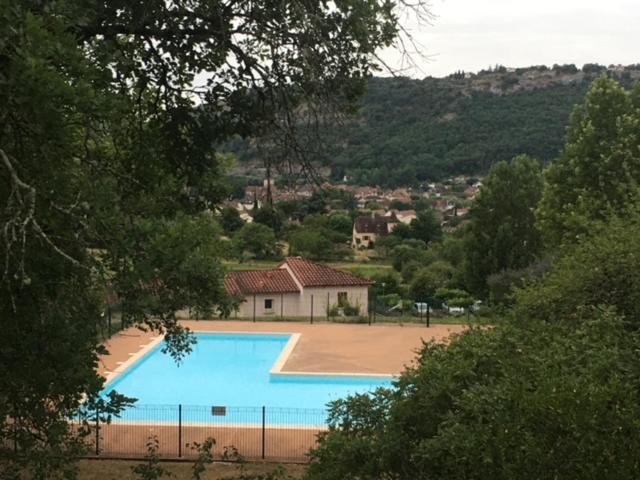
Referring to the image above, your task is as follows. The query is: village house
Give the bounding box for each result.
[224,257,371,319]
[385,209,417,225]
[351,214,398,249]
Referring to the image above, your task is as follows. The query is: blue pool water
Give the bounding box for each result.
[101,333,392,425]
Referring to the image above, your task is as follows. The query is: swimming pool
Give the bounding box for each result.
[101,333,393,425]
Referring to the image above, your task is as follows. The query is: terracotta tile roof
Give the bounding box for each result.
[224,269,300,295]
[281,257,372,288]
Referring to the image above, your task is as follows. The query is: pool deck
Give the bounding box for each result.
[98,320,466,379]
[94,321,466,461]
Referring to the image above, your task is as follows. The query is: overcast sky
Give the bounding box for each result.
[379,0,640,78]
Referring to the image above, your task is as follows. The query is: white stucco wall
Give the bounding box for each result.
[235,292,300,319]
[299,286,369,318]
[234,286,369,319]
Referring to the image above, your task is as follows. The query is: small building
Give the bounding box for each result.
[385,209,416,225]
[224,257,371,319]
[351,214,398,249]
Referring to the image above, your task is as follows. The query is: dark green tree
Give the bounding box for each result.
[232,223,279,260]
[537,77,640,246]
[0,0,422,475]
[409,210,442,244]
[252,207,284,235]
[288,230,333,260]
[409,261,454,302]
[464,155,543,295]
[308,311,640,480]
[220,207,245,235]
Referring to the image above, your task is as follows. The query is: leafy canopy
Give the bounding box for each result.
[0,0,415,476]
[537,76,640,246]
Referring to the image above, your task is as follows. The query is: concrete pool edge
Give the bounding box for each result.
[103,335,164,388]
[102,330,395,388]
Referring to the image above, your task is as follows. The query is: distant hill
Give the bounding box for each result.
[228,64,640,188]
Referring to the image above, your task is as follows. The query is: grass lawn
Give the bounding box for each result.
[327,261,392,278]
[77,459,305,480]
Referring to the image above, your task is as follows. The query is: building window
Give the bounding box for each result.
[337,292,348,307]
[264,299,273,310]
[363,235,369,241]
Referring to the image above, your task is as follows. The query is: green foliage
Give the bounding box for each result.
[188,437,216,480]
[286,211,352,261]
[327,213,354,237]
[232,223,279,260]
[310,207,640,480]
[132,437,171,480]
[369,271,404,299]
[308,313,640,480]
[328,299,361,317]
[409,261,454,301]
[464,155,544,295]
[288,229,334,260]
[376,293,402,308]
[514,216,640,325]
[409,210,443,244]
[252,207,284,234]
[220,207,245,235]
[434,287,474,308]
[329,75,593,186]
[486,259,551,305]
[390,240,428,272]
[537,76,640,246]
[0,0,417,476]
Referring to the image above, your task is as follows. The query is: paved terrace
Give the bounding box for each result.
[98,321,466,378]
[94,321,467,462]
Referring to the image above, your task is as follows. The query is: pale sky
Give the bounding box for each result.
[379,0,640,78]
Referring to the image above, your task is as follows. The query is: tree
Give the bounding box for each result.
[434,287,473,309]
[409,210,442,244]
[308,312,640,480]
[464,155,543,295]
[536,76,640,246]
[513,215,640,326]
[409,261,454,301]
[327,213,354,237]
[308,198,640,480]
[252,207,284,234]
[232,223,278,260]
[369,271,404,301]
[288,229,333,260]
[1,0,425,474]
[390,240,428,272]
[220,207,244,235]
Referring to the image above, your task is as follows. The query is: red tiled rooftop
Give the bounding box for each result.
[281,257,372,288]
[224,269,300,295]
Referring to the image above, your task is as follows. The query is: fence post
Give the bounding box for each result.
[426,304,430,328]
[253,294,256,323]
[327,292,330,321]
[310,295,314,324]
[178,404,182,458]
[107,304,112,336]
[95,405,100,456]
[373,299,376,324]
[261,406,266,460]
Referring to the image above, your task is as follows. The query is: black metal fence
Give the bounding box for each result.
[75,404,328,463]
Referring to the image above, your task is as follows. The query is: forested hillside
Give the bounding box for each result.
[230,64,640,187]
